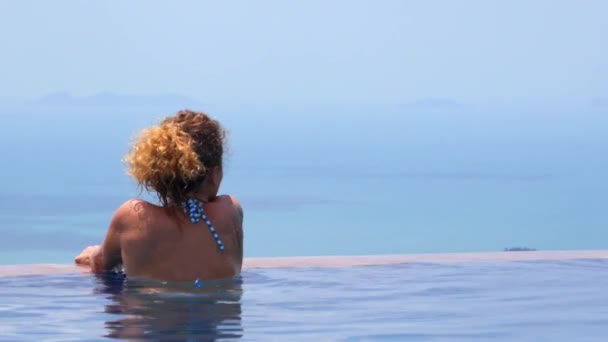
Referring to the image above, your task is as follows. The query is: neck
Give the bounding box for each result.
[190,190,214,203]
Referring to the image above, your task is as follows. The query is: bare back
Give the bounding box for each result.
[116,195,243,282]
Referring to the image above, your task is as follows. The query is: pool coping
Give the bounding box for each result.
[0,250,606,277]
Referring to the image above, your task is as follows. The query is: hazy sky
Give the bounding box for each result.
[0,0,606,106]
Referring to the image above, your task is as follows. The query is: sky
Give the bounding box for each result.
[0,1,607,261]
[0,0,606,107]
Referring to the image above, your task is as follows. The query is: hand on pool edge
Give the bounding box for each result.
[75,245,101,267]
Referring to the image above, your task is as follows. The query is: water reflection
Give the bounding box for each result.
[94,273,243,341]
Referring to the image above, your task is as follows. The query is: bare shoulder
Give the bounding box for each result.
[111,199,158,230]
[228,195,243,217]
[216,195,243,253]
[123,199,159,213]
[215,195,243,221]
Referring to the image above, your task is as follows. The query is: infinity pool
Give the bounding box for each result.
[1,259,607,341]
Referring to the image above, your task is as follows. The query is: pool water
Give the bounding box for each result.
[1,260,607,341]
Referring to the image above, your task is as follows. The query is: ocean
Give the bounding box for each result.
[0,100,606,264]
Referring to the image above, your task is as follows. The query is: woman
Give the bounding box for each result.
[75,110,244,281]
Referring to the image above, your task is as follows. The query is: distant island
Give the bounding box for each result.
[401,98,465,109]
[590,98,608,107]
[35,92,203,108]
[504,247,537,252]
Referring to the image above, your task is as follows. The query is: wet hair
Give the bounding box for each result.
[124,110,226,207]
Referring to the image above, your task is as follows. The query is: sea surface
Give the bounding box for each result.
[0,102,607,264]
[1,260,607,341]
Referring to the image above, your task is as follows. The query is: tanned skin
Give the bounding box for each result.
[75,167,243,282]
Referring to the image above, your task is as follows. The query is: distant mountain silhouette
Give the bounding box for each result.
[590,98,608,107]
[401,98,465,109]
[34,92,204,108]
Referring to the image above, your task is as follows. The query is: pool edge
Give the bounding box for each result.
[1,250,607,277]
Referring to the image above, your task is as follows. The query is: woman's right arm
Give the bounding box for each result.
[75,201,135,272]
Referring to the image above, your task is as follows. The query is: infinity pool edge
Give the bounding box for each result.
[1,250,606,277]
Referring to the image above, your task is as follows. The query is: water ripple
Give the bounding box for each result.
[1,261,607,340]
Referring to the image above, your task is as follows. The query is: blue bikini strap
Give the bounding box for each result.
[182,198,225,253]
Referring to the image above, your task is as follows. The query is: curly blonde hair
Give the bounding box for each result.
[124,110,226,207]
